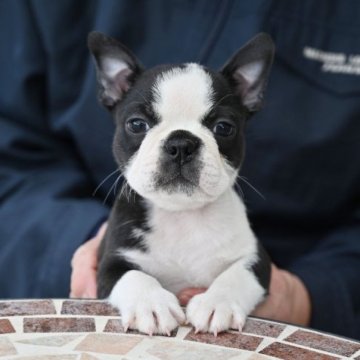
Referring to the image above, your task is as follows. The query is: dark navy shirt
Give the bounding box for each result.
[0,0,359,339]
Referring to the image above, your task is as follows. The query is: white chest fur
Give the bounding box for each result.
[119,188,258,294]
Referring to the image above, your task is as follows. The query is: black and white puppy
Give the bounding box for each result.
[88,32,274,336]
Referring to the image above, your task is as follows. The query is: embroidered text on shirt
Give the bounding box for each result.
[303,47,360,75]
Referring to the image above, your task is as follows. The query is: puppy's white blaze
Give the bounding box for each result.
[153,63,214,123]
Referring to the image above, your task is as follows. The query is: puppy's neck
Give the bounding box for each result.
[146,187,244,218]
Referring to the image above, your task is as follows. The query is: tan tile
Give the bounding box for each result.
[243,318,285,338]
[260,342,339,360]
[0,319,15,334]
[15,356,77,360]
[80,354,100,360]
[285,329,360,357]
[146,339,243,359]
[185,330,263,351]
[16,335,80,347]
[247,354,278,360]
[0,300,56,316]
[0,337,17,357]
[75,333,143,355]
[61,300,119,316]
[23,317,95,333]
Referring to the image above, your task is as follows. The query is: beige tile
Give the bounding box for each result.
[246,354,278,360]
[0,336,17,357]
[14,356,77,360]
[146,339,244,360]
[80,353,101,360]
[75,334,143,355]
[16,335,80,347]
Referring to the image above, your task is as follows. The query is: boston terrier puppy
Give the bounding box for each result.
[88,32,274,336]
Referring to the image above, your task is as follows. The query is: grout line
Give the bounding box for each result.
[352,348,360,358]
[95,317,109,333]
[7,316,23,334]
[175,326,192,339]
[277,325,298,341]
[255,336,276,352]
[52,299,63,315]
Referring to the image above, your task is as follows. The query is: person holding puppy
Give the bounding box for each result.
[0,0,359,339]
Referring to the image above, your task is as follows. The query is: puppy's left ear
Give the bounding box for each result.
[88,31,143,110]
[221,33,275,112]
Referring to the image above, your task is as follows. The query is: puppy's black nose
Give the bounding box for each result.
[164,130,201,164]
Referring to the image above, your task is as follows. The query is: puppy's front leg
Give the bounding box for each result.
[109,270,185,335]
[186,260,266,335]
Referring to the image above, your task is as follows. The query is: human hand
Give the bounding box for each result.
[70,222,107,298]
[252,264,311,326]
[177,264,311,327]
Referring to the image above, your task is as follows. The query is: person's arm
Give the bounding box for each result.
[287,222,360,338]
[70,222,107,298]
[0,1,111,298]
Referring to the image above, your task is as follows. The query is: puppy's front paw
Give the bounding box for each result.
[123,288,185,335]
[186,292,246,335]
[109,271,185,336]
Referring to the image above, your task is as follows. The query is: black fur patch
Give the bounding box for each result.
[111,65,181,169]
[202,69,250,170]
[97,191,149,298]
[250,241,271,292]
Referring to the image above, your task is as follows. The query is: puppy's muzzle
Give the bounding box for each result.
[163,130,201,165]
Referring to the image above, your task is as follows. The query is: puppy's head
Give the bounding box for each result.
[88,32,274,211]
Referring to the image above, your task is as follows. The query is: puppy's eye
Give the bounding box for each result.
[213,121,234,137]
[126,118,150,134]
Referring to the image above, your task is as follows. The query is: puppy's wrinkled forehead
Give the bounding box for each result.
[152,64,214,123]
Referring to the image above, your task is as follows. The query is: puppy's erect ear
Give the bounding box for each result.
[221,33,275,112]
[88,31,143,109]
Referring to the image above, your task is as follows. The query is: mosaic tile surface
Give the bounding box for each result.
[0,299,359,359]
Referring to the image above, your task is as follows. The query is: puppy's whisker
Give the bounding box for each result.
[113,174,124,196]
[93,169,121,196]
[238,175,265,200]
[115,219,137,231]
[234,181,244,200]
[118,178,136,204]
[103,178,119,205]
[118,178,129,199]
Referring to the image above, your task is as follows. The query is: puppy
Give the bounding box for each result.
[88,32,274,336]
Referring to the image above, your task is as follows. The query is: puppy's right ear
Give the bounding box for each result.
[88,32,143,110]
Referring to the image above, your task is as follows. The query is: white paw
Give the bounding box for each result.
[109,270,185,335]
[186,292,246,335]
